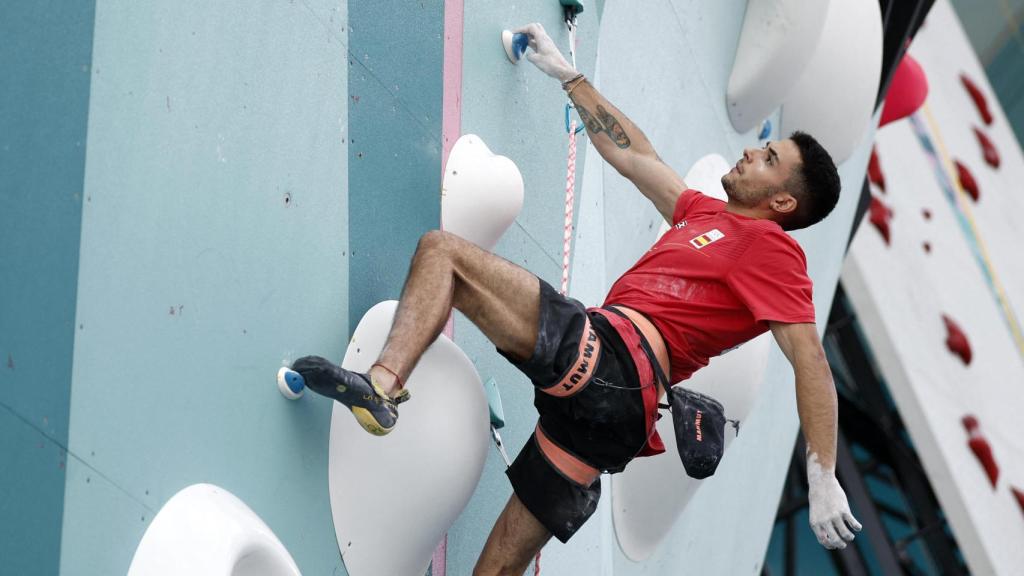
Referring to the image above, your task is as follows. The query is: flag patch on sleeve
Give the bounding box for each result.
[689,229,725,249]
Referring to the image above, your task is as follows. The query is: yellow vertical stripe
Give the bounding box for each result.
[921,104,1024,357]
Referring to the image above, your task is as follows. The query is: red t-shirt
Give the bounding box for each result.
[603,189,816,384]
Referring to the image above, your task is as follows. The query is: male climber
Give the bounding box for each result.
[292,22,861,575]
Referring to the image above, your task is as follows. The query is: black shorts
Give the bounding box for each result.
[497,279,650,543]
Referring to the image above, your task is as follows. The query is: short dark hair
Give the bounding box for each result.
[783,131,841,231]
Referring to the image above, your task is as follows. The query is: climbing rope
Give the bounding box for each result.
[546,9,581,575]
[561,124,578,295]
[560,11,580,296]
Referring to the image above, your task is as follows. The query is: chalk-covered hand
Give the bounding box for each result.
[807,467,862,550]
[514,23,578,83]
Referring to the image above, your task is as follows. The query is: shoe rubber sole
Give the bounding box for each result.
[279,364,395,436]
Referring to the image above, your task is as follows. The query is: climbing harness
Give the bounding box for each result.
[601,307,736,479]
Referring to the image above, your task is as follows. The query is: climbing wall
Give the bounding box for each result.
[843,0,1024,573]
[2,0,900,574]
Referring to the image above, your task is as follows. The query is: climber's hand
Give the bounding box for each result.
[808,468,862,550]
[513,23,578,83]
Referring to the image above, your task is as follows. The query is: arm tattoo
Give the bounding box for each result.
[596,105,632,149]
[573,102,632,150]
[575,105,606,134]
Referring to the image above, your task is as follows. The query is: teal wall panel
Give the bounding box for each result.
[986,39,1024,146]
[459,2,597,268]
[348,1,444,332]
[449,1,601,571]
[60,1,350,574]
[0,2,96,573]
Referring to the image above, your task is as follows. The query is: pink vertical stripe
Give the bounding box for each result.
[438,0,463,342]
[434,1,463,575]
[438,1,462,338]
[440,0,464,182]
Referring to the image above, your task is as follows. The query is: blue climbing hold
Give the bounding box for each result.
[502,30,530,64]
[758,119,772,140]
[277,367,305,400]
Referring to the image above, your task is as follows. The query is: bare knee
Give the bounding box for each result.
[410,231,457,281]
[416,229,476,288]
[416,229,446,251]
[416,230,458,258]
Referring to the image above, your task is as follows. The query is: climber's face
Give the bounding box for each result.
[721,139,801,209]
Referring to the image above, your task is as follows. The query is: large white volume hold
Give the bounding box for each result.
[780,0,883,162]
[441,134,525,251]
[329,301,489,576]
[727,0,831,133]
[612,333,772,561]
[127,483,301,576]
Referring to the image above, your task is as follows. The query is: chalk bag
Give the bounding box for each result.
[667,386,727,480]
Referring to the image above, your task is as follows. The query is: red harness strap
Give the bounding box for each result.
[538,315,602,398]
[534,422,601,488]
[589,308,666,456]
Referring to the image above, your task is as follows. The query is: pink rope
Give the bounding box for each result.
[560,121,578,296]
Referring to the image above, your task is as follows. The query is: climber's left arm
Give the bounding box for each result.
[770,320,862,550]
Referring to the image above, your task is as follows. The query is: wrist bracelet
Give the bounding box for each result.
[561,73,585,91]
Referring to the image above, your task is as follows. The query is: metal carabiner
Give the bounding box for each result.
[565,102,585,134]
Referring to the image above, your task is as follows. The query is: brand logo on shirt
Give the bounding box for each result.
[674,220,688,230]
[689,229,724,249]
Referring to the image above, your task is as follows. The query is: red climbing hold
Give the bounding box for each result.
[954,160,980,202]
[961,415,978,431]
[880,53,929,127]
[868,195,893,245]
[942,315,972,365]
[973,127,1000,169]
[868,146,886,192]
[961,415,999,488]
[1012,487,1024,514]
[967,436,999,487]
[960,73,993,125]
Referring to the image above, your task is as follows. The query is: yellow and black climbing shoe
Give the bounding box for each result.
[291,355,409,436]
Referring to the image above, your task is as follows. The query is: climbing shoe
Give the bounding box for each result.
[291,355,410,436]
